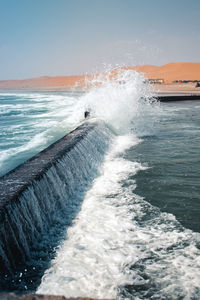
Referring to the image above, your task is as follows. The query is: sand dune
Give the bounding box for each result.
[126,62,200,83]
[0,75,86,89]
[0,62,199,89]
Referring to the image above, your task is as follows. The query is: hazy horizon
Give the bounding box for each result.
[1,0,200,80]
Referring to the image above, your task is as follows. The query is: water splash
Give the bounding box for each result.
[0,69,159,176]
[36,70,200,299]
[68,68,159,135]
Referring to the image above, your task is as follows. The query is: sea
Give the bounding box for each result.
[0,69,200,299]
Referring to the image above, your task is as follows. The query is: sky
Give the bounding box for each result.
[0,0,200,79]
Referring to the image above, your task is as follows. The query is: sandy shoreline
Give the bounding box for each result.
[0,84,200,97]
[0,62,200,96]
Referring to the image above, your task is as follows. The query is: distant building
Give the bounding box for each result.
[148,78,164,84]
[173,80,199,83]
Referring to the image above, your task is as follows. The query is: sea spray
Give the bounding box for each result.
[37,70,200,299]
[2,69,199,299]
[0,69,158,176]
[68,68,159,135]
[35,70,154,297]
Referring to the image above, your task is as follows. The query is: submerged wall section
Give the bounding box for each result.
[0,122,110,292]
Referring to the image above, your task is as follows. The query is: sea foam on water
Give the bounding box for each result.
[37,70,200,299]
[1,69,200,299]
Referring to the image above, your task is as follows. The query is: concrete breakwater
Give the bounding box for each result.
[156,94,200,102]
[0,122,110,292]
[0,293,111,300]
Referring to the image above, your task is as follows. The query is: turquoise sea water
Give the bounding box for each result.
[0,92,82,176]
[1,93,199,233]
[0,82,200,299]
[128,100,200,233]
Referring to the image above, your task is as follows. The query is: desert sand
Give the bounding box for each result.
[0,62,200,94]
[125,62,200,83]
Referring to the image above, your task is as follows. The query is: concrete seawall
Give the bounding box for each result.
[0,122,96,208]
[0,122,110,292]
[0,122,97,274]
[156,94,200,102]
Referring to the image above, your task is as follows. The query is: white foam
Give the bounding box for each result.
[0,69,160,176]
[0,92,81,175]
[69,69,158,135]
[37,134,143,298]
[37,134,200,299]
[1,72,199,298]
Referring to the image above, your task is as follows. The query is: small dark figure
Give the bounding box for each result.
[84,111,90,119]
[195,82,200,88]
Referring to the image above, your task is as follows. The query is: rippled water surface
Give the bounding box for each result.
[0,70,200,299]
[0,92,82,176]
[129,100,200,233]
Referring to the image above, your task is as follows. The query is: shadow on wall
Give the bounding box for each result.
[0,123,110,293]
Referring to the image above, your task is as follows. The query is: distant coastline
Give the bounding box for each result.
[0,62,200,95]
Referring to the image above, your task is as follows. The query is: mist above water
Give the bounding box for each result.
[70,68,158,135]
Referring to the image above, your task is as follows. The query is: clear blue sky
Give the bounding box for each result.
[0,0,200,79]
